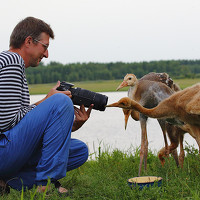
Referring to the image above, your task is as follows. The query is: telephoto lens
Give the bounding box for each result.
[56,82,108,111]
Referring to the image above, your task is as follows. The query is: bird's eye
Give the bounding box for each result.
[128,78,131,80]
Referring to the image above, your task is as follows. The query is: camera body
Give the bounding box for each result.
[56,81,108,111]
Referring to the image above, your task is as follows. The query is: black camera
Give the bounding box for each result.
[56,81,108,111]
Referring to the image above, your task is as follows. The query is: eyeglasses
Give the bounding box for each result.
[34,39,49,50]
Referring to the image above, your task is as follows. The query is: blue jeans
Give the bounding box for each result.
[0,94,88,190]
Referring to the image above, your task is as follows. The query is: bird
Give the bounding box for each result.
[116,73,184,175]
[107,83,200,154]
[116,72,180,128]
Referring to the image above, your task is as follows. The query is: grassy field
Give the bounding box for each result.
[28,80,123,95]
[2,144,200,200]
[29,78,200,95]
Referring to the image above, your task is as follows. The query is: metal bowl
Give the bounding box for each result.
[127,176,163,190]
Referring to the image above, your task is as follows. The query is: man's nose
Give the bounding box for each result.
[43,49,48,58]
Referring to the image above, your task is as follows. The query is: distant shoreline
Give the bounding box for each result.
[29,78,200,95]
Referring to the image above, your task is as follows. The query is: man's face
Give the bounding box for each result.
[29,32,50,67]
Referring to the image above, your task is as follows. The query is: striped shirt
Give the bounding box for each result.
[0,51,36,133]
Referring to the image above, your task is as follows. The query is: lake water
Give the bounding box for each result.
[30,92,197,159]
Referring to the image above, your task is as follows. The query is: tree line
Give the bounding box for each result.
[25,60,200,84]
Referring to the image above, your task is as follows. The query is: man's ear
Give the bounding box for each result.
[24,36,33,47]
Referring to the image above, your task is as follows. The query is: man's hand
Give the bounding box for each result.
[72,104,93,132]
[34,81,72,106]
[46,81,72,99]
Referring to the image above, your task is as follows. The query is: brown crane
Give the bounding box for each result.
[115,73,185,175]
[107,83,200,156]
[116,72,178,128]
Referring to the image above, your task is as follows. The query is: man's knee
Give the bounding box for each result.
[67,140,89,171]
[81,142,89,164]
[50,93,74,114]
[74,141,89,164]
[51,93,73,106]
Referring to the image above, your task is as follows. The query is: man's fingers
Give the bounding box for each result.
[74,106,81,116]
[86,104,94,116]
[74,104,93,119]
[79,104,86,113]
[54,80,60,89]
[62,90,72,97]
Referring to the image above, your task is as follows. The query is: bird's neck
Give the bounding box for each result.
[128,80,139,100]
[130,99,173,119]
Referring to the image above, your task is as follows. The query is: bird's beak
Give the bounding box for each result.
[106,102,120,108]
[123,109,131,130]
[116,81,128,91]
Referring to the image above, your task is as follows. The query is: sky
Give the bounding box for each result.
[1,0,200,65]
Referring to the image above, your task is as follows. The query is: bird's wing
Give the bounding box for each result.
[185,94,200,115]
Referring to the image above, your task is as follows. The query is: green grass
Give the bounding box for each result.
[29,78,200,95]
[2,143,200,200]
[173,78,200,90]
[28,80,123,95]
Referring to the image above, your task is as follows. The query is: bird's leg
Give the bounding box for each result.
[159,124,181,167]
[138,119,148,176]
[169,145,179,167]
[184,125,200,157]
[168,126,185,168]
[143,130,148,171]
[158,121,168,154]
[166,129,179,165]
[158,121,169,166]
[193,127,200,156]
[178,133,185,168]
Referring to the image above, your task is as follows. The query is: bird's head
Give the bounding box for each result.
[116,74,138,91]
[106,97,133,109]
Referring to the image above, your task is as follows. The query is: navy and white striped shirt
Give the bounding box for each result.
[0,51,36,133]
